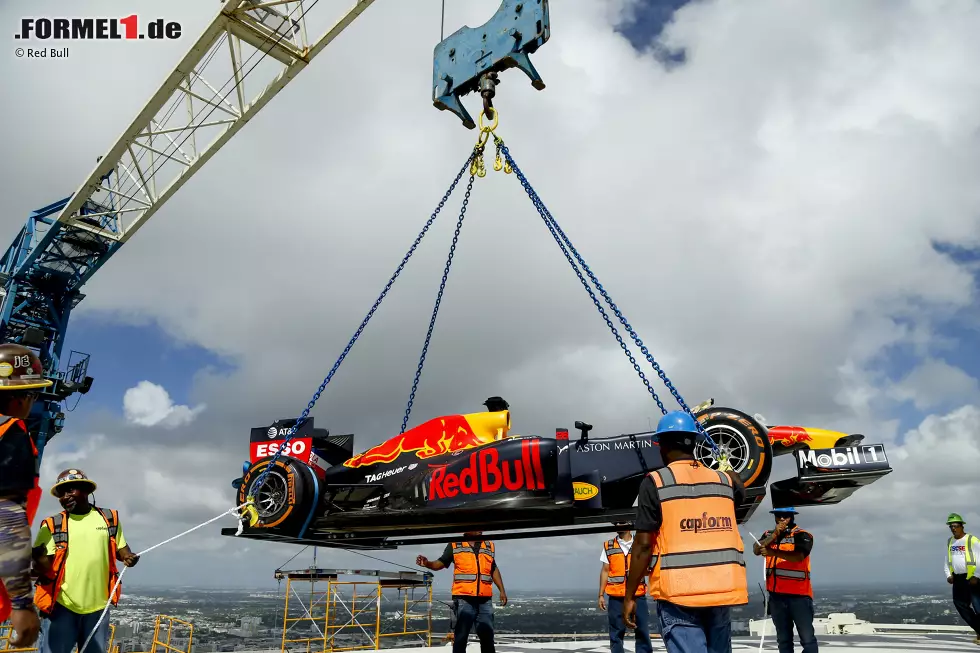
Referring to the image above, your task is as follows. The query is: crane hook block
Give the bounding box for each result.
[432,0,551,129]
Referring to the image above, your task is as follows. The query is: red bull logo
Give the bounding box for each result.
[767,426,814,447]
[344,410,511,469]
[429,439,545,500]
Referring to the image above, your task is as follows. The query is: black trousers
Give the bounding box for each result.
[952,574,980,636]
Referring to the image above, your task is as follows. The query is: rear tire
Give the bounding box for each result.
[694,407,772,488]
[238,457,319,533]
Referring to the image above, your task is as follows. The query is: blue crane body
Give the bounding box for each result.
[433,0,551,129]
[0,192,119,458]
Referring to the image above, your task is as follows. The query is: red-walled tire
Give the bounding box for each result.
[694,407,773,488]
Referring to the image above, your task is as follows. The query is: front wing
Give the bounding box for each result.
[769,443,892,508]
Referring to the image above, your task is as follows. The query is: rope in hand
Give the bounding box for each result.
[77,502,253,653]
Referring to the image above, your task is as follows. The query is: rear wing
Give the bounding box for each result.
[249,417,354,468]
[769,443,892,509]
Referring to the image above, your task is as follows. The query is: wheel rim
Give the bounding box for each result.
[248,468,288,519]
[695,425,749,473]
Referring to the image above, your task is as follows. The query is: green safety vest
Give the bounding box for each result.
[948,533,978,580]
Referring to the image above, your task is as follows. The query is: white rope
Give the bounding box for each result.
[77,504,251,653]
[748,532,769,653]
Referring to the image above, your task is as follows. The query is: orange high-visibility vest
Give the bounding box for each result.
[33,508,123,615]
[0,416,42,623]
[765,526,813,598]
[603,537,646,597]
[450,541,495,597]
[646,460,748,608]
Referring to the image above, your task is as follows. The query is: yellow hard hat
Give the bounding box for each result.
[50,468,97,497]
[0,344,53,390]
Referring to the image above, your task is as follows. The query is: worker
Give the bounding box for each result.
[753,507,818,653]
[623,410,748,653]
[598,523,652,653]
[944,513,980,643]
[32,469,140,653]
[416,531,507,653]
[0,343,54,649]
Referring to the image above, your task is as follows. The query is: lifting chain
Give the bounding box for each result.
[470,108,513,178]
[242,145,485,519]
[483,121,720,455]
[401,139,486,433]
[242,105,720,531]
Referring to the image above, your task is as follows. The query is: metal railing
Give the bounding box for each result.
[149,615,194,653]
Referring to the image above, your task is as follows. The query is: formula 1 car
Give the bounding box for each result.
[221,398,892,550]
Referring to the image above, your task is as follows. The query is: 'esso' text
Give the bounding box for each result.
[250,438,311,462]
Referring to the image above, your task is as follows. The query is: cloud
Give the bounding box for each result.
[123,381,205,429]
[887,358,980,411]
[5,0,980,591]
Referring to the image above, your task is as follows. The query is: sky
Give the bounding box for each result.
[3,0,980,601]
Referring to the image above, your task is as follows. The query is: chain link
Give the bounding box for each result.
[493,134,719,453]
[401,147,482,433]
[248,146,481,496]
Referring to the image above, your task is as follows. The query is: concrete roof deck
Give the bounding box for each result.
[403,632,976,652]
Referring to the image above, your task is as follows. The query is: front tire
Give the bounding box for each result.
[693,407,772,488]
[238,457,319,532]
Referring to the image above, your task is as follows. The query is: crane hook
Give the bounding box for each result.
[480,72,499,121]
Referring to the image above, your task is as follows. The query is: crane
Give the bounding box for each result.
[0,0,379,463]
[0,0,552,468]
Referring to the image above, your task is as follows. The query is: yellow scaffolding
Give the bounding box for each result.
[149,615,193,653]
[276,567,433,653]
[0,613,191,653]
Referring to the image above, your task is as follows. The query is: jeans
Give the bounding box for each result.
[951,575,980,636]
[656,599,731,653]
[607,595,653,653]
[453,598,494,653]
[768,593,818,653]
[40,603,111,653]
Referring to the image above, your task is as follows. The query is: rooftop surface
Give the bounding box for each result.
[399,633,976,652]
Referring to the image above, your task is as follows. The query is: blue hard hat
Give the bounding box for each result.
[656,411,699,434]
[771,507,798,515]
[656,411,699,451]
